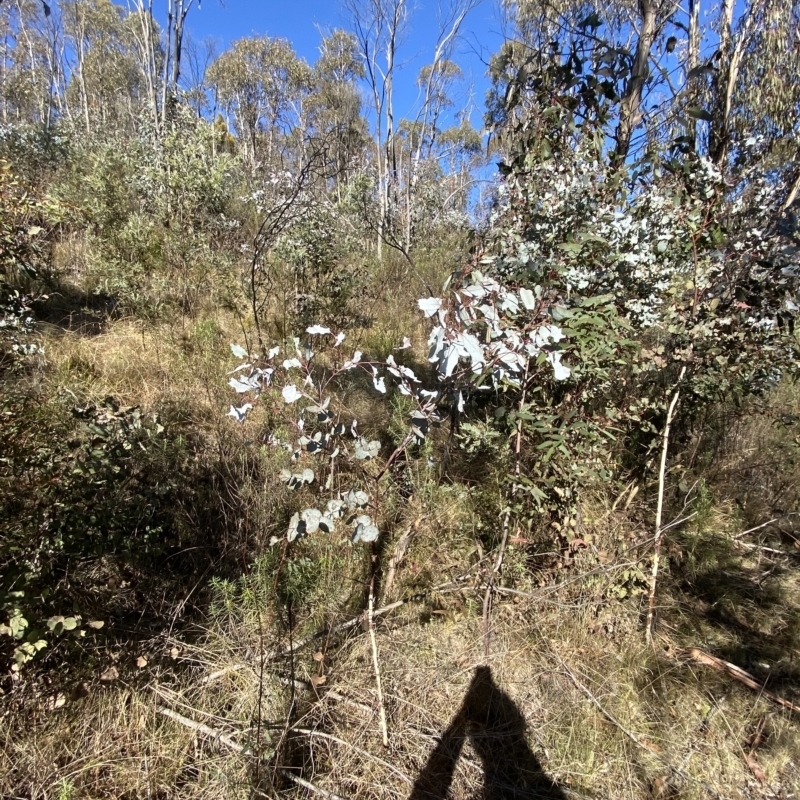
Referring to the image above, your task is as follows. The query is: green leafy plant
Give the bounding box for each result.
[226,328,439,547]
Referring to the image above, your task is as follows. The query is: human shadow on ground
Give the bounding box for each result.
[409,666,565,800]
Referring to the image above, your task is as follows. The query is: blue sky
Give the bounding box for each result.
[176,0,503,129]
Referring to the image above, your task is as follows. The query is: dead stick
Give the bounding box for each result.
[368,576,389,747]
[201,664,247,685]
[278,676,374,715]
[157,706,244,754]
[684,647,800,715]
[732,512,799,539]
[483,363,528,659]
[645,366,686,645]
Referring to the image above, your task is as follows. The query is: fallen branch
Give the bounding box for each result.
[734,541,793,556]
[646,366,686,645]
[278,769,347,800]
[684,647,800,715]
[732,518,781,540]
[201,664,247,685]
[278,676,374,715]
[157,706,244,754]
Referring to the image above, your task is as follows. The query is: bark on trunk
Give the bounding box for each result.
[613,0,657,166]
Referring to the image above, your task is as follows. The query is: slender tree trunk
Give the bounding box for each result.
[55,38,73,123]
[1,26,7,123]
[161,0,173,128]
[14,0,41,121]
[369,73,384,258]
[408,2,473,248]
[710,0,763,166]
[687,0,700,149]
[613,0,657,166]
[132,0,159,136]
[73,6,91,134]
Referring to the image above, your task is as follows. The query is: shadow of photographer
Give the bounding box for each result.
[409,666,565,800]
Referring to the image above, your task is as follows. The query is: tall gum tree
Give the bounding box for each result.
[208,36,312,170]
[344,0,479,261]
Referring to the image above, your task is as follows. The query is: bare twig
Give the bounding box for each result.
[152,685,250,727]
[277,769,347,800]
[483,363,528,659]
[732,517,784,539]
[646,366,687,645]
[201,664,247,685]
[368,576,389,747]
[611,479,637,512]
[278,676,374,715]
[734,541,793,556]
[156,706,244,754]
[684,647,800,715]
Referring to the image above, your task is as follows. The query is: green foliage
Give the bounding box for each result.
[48,109,241,317]
[272,206,370,333]
[0,157,53,284]
[0,389,180,668]
[427,30,800,532]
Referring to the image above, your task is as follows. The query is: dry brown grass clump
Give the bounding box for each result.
[10,483,797,800]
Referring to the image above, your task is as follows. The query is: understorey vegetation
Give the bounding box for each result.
[1,0,799,798]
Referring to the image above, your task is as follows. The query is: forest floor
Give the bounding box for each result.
[2,295,800,800]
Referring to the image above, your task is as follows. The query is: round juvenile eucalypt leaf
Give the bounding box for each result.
[411,412,429,440]
[352,515,379,544]
[326,499,345,518]
[47,615,81,633]
[287,512,305,542]
[344,489,370,509]
[319,515,335,533]
[280,468,315,489]
[301,508,322,534]
[354,438,381,460]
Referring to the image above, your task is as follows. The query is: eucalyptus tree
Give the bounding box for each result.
[0,0,63,124]
[308,29,368,194]
[343,0,407,256]
[181,32,216,118]
[343,0,480,261]
[208,36,312,169]
[61,0,146,134]
[160,0,194,126]
[493,0,800,185]
[127,0,162,134]
[420,0,800,530]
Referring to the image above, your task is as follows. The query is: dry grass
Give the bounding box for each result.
[4,517,800,799]
[3,310,800,800]
[0,661,258,799]
[43,315,231,413]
